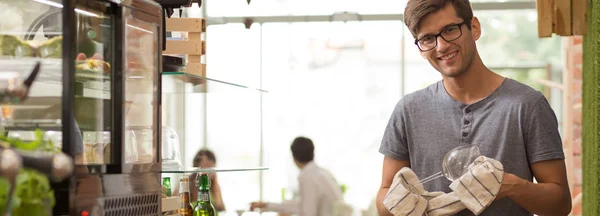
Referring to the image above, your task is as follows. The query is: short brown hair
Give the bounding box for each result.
[291,137,314,163]
[404,0,474,38]
[193,149,216,167]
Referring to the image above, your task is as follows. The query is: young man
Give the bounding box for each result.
[377,0,571,215]
[250,137,344,216]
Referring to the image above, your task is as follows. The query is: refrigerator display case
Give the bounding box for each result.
[0,0,163,215]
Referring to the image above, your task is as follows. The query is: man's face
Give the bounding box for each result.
[198,155,216,168]
[416,4,481,77]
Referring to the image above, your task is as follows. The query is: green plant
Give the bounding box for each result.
[340,184,347,194]
[0,129,57,216]
[583,1,600,215]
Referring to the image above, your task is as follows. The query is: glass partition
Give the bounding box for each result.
[73,0,114,165]
[123,7,160,165]
[0,0,63,154]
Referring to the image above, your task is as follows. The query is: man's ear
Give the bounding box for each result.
[470,17,482,41]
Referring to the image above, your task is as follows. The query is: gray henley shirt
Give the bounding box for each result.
[379,78,565,216]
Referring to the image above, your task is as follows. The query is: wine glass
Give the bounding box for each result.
[236,210,245,216]
[124,130,138,163]
[409,145,481,192]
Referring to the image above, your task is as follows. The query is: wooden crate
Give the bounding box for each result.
[161,196,179,213]
[164,18,207,77]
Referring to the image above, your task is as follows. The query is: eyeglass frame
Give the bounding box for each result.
[413,21,467,52]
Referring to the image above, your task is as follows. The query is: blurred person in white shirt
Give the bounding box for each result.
[250,137,345,216]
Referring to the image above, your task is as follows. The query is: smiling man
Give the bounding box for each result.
[376,0,572,215]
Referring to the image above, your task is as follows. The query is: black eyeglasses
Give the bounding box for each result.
[414,22,466,52]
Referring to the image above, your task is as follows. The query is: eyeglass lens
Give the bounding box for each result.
[417,24,463,51]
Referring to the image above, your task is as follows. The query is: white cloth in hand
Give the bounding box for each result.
[424,191,466,216]
[383,167,428,216]
[383,167,468,216]
[449,155,505,215]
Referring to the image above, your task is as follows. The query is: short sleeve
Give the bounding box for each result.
[524,96,565,164]
[379,100,410,161]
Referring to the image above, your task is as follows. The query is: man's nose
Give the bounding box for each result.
[436,36,451,52]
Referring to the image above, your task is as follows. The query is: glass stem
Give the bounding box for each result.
[414,171,444,186]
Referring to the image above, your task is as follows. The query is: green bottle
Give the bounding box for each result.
[162,177,172,197]
[193,173,216,216]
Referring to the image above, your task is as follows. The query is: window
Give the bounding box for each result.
[205,24,261,87]
[205,89,262,211]
[262,21,403,211]
[476,10,562,67]
[182,24,263,211]
[205,0,407,17]
[496,68,549,92]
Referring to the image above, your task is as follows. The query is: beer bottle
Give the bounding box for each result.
[162,177,172,197]
[178,176,194,215]
[193,173,216,216]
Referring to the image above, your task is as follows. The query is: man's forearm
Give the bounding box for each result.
[376,188,393,216]
[265,200,298,214]
[508,179,571,216]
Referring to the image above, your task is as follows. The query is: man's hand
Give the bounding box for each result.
[249,202,266,211]
[501,159,572,216]
[496,173,523,200]
[449,156,504,215]
[382,168,426,213]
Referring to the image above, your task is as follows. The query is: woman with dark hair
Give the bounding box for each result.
[189,149,226,211]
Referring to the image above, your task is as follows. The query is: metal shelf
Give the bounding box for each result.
[161,166,268,174]
[0,57,109,83]
[162,72,268,93]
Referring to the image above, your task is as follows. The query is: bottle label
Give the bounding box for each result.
[180,192,190,202]
[201,192,210,202]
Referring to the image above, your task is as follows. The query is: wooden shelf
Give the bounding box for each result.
[536,0,587,37]
[165,17,207,78]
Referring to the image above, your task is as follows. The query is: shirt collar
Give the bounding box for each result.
[301,161,317,173]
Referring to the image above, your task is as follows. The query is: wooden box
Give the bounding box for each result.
[164,18,207,77]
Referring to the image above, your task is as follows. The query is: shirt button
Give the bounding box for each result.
[462,132,468,137]
[465,108,471,113]
[464,120,470,125]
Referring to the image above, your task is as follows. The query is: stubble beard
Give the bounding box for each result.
[439,50,475,78]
